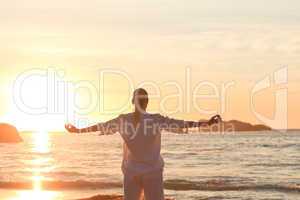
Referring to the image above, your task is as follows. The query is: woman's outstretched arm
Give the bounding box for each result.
[65,124,100,133]
[65,116,121,134]
[159,114,222,131]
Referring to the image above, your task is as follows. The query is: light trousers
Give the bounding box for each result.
[123,169,164,200]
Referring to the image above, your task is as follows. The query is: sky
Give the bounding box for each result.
[0,0,300,131]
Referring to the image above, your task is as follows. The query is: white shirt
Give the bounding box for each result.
[98,112,187,175]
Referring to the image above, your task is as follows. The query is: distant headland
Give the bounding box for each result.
[208,119,272,132]
[166,119,272,133]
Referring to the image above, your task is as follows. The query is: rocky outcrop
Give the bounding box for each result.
[0,123,23,143]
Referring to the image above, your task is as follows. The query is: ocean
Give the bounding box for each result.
[0,131,300,200]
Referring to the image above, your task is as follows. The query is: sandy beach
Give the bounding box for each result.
[78,194,173,200]
[77,195,122,200]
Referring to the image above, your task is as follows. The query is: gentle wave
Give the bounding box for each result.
[44,171,87,177]
[0,180,122,190]
[164,179,300,193]
[1,179,300,193]
[258,143,300,149]
[244,163,300,168]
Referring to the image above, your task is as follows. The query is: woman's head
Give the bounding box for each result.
[132,88,148,112]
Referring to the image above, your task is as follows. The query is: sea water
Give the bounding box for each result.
[0,131,299,200]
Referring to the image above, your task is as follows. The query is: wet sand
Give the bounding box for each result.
[78,194,173,200]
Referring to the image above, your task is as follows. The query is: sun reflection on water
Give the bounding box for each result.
[12,131,59,200]
[33,131,50,154]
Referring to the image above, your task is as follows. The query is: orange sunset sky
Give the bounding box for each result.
[0,0,300,131]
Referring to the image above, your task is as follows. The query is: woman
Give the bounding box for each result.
[65,88,221,200]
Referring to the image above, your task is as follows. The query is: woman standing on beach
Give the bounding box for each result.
[65,88,221,200]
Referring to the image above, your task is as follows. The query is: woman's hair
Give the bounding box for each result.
[131,88,148,104]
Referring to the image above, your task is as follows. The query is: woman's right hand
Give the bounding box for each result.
[207,115,222,125]
[65,124,80,133]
